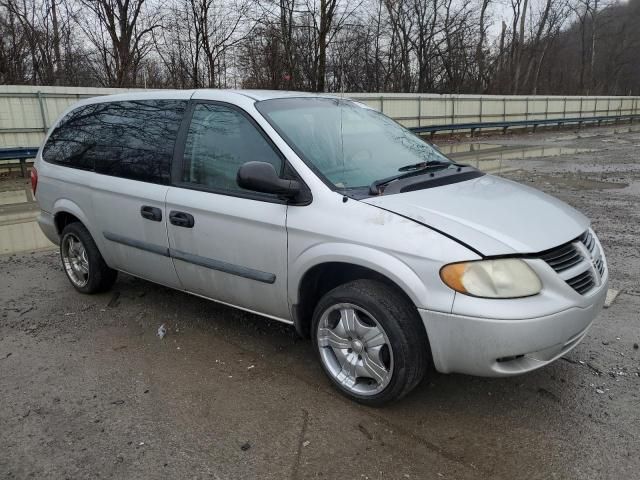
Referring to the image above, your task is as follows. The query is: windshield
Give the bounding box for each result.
[255,97,452,189]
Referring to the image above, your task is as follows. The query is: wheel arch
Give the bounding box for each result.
[51,199,114,267]
[289,244,429,338]
[52,199,92,235]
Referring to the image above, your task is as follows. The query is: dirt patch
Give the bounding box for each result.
[519,172,629,190]
[2,125,640,479]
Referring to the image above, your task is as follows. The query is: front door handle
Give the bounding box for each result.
[141,205,162,222]
[169,211,195,228]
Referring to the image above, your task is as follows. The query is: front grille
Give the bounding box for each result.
[540,243,582,272]
[580,230,596,252]
[540,229,604,296]
[594,257,605,277]
[566,270,595,294]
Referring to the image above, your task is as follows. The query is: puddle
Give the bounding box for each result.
[0,218,55,254]
[547,125,640,142]
[434,143,502,155]
[0,189,29,205]
[450,145,595,161]
[0,182,52,254]
[442,145,597,173]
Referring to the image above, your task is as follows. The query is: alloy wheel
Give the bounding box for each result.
[61,233,89,287]
[316,303,394,396]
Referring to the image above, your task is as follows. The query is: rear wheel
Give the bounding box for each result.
[60,222,117,293]
[312,279,429,405]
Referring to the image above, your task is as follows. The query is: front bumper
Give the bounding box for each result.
[419,277,608,376]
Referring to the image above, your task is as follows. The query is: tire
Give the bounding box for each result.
[60,222,117,294]
[311,279,429,406]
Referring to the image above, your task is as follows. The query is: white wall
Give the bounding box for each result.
[1,85,639,147]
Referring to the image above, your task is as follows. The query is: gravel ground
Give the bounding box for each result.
[1,125,639,479]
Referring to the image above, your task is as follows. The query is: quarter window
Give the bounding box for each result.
[42,104,101,170]
[182,103,283,193]
[42,100,186,184]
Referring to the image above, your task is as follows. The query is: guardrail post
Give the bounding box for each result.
[503,97,506,122]
[563,97,567,118]
[451,96,455,134]
[578,97,583,129]
[379,96,384,114]
[579,97,583,117]
[37,91,48,133]
[545,97,549,120]
[606,97,611,118]
[451,96,455,124]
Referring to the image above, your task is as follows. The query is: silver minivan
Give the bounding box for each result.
[34,90,608,404]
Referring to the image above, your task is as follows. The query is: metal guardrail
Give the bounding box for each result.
[2,112,638,178]
[409,114,640,137]
[0,147,39,177]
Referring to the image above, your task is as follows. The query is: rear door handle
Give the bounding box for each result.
[140,205,162,222]
[169,211,195,228]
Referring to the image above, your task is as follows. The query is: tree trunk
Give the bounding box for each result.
[512,0,528,94]
[50,0,62,84]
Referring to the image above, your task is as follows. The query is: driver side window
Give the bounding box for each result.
[182,103,283,193]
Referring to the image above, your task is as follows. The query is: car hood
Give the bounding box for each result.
[362,174,589,256]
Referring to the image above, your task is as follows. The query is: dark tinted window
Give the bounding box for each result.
[93,100,186,184]
[43,100,186,184]
[182,103,282,193]
[42,104,101,170]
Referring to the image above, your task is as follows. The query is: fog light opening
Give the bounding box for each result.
[496,354,525,363]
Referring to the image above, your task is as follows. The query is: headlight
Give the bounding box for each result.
[440,259,542,298]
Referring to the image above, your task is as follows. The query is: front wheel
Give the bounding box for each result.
[312,280,429,406]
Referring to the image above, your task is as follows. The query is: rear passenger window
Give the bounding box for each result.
[182,103,283,193]
[43,100,186,184]
[93,100,186,184]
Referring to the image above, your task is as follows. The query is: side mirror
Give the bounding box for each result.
[237,161,301,198]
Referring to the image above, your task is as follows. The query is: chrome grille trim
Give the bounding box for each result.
[539,243,582,272]
[580,230,596,253]
[566,270,595,294]
[541,229,604,295]
[594,257,605,277]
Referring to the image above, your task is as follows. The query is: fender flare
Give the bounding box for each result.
[288,242,429,310]
[51,199,111,262]
[52,198,92,233]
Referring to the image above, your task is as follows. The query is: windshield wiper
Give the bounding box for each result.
[397,160,453,172]
[369,160,461,195]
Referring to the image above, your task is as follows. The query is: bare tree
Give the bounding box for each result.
[77,0,161,86]
[1,0,639,95]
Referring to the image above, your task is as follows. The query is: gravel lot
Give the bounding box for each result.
[1,125,639,479]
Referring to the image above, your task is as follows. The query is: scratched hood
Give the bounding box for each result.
[362,174,589,256]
